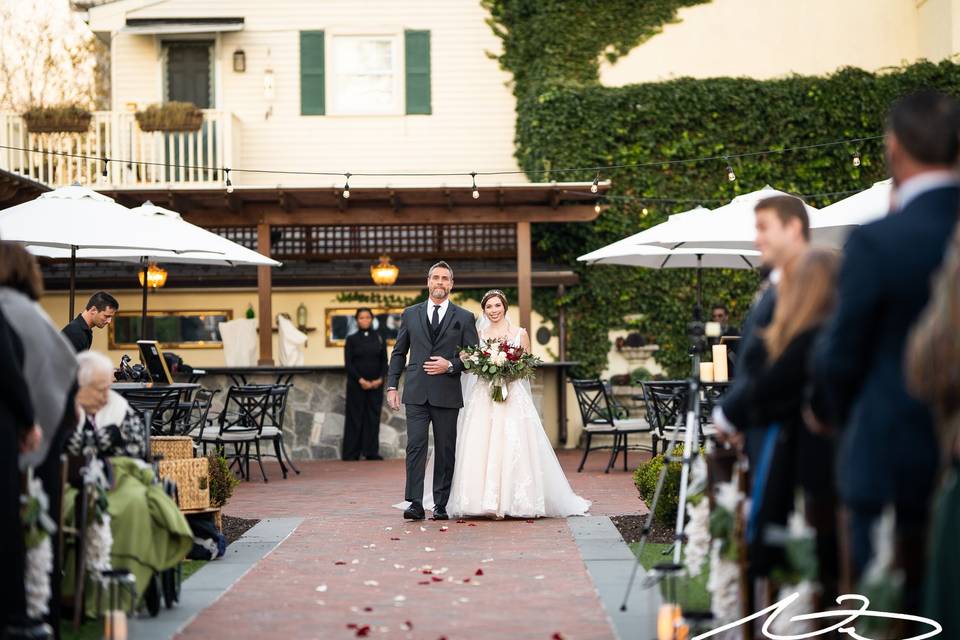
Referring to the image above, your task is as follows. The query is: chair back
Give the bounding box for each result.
[640,381,689,436]
[267,384,292,430]
[571,379,616,429]
[122,388,181,435]
[218,385,273,436]
[181,388,219,437]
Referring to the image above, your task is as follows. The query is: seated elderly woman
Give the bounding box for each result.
[63,351,192,615]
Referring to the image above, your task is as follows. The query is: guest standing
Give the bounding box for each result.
[742,249,841,602]
[61,291,118,352]
[814,90,960,607]
[0,242,77,639]
[343,308,387,460]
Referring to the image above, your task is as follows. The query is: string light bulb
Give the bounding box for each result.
[725,159,736,182]
[343,172,351,199]
[224,168,234,194]
[642,206,649,216]
[101,158,108,178]
[590,173,599,193]
[594,202,601,214]
[471,171,479,199]
[852,151,861,167]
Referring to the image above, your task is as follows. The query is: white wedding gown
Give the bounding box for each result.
[398,328,590,518]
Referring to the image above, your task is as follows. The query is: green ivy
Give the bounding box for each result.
[483,0,960,377]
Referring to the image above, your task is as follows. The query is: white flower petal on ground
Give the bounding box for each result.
[315,584,328,592]
[424,547,435,552]
[364,580,380,587]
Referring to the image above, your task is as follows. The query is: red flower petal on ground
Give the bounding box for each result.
[525,520,535,524]
[456,519,466,524]
[431,576,443,582]
[363,607,373,612]
[475,568,484,576]
[462,578,471,583]
[552,634,565,640]
[403,621,414,630]
[390,537,401,541]
[356,626,371,637]
[347,624,357,629]
[418,580,431,585]
[422,569,433,574]
[335,561,347,565]
[468,523,477,527]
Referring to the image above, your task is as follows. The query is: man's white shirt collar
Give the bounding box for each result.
[428,298,450,321]
[893,170,960,211]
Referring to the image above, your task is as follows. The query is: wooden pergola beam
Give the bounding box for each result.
[177,204,599,226]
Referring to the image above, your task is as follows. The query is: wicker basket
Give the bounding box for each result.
[151,436,194,461]
[135,102,204,132]
[158,458,210,510]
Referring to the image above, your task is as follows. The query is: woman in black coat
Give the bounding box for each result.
[741,248,840,601]
[342,308,387,460]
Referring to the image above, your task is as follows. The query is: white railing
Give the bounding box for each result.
[0,110,238,188]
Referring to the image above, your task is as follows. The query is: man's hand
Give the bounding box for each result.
[20,424,42,453]
[387,388,400,411]
[371,378,383,389]
[359,378,372,390]
[423,356,451,375]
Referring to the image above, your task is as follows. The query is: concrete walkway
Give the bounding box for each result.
[175,451,649,639]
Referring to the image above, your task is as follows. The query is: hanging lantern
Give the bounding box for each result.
[137,263,168,289]
[370,255,399,287]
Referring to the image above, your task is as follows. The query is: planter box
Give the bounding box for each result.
[23,108,92,133]
[136,102,204,132]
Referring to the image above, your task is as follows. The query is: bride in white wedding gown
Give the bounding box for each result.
[399,290,590,518]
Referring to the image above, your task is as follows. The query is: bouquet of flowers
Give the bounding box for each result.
[461,337,542,402]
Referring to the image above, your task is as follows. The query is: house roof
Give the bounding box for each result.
[0,169,51,210]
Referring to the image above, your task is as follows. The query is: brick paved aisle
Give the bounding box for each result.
[178,451,647,640]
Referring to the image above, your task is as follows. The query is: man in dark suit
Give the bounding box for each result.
[61,291,118,352]
[387,261,479,521]
[814,90,960,599]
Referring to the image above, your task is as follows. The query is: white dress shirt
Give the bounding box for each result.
[427,298,450,325]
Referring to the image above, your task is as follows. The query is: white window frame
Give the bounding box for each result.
[327,31,403,116]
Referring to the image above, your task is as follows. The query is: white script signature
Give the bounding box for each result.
[692,592,942,640]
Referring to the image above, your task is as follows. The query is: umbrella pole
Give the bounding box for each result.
[695,254,703,321]
[140,259,148,340]
[68,245,76,321]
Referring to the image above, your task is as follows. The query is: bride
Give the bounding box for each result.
[402,290,590,519]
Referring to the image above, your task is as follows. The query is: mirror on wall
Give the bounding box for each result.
[110,310,232,349]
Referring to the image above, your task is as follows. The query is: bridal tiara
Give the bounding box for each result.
[481,289,509,309]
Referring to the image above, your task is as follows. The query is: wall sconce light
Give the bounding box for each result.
[233,49,246,73]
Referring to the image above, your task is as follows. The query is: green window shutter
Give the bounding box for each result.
[300,31,325,115]
[405,30,431,115]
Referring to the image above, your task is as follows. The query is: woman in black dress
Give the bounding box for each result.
[342,308,387,460]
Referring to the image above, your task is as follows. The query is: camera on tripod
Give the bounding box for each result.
[686,319,722,356]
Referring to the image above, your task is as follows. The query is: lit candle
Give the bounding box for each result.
[699,362,715,382]
[712,345,728,382]
[657,604,688,640]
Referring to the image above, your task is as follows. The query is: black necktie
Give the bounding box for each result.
[431,304,441,335]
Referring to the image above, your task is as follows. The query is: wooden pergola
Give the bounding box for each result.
[100,182,608,364]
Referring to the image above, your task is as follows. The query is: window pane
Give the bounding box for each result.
[333,36,396,114]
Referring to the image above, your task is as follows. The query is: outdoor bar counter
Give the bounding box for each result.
[189,363,578,460]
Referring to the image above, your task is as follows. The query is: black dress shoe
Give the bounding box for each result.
[432,505,449,520]
[404,502,425,520]
[365,454,384,460]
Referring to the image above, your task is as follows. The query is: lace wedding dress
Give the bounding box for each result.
[446,328,591,518]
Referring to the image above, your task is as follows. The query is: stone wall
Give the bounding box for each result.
[199,368,552,460]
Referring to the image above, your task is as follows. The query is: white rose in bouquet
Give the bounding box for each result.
[492,351,507,366]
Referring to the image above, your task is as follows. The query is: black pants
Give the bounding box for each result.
[404,402,458,508]
[342,383,383,460]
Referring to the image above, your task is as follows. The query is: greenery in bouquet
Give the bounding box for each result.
[461,337,542,402]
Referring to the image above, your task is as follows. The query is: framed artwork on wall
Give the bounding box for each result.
[110,310,232,349]
[325,307,403,347]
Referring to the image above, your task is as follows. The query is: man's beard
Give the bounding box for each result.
[431,287,448,300]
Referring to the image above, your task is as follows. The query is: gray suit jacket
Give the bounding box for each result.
[386,301,479,408]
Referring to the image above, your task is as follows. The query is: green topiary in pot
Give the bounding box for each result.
[207,453,239,508]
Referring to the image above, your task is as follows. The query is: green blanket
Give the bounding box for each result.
[63,457,194,614]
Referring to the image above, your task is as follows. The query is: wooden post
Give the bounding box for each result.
[516,221,532,332]
[257,222,274,365]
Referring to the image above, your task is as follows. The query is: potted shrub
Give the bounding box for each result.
[207,454,239,508]
[22,104,92,133]
[135,101,204,132]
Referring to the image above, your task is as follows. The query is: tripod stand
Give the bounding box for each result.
[619,331,709,615]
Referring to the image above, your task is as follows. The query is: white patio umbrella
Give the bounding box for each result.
[640,186,820,251]
[810,179,892,246]
[27,201,280,332]
[0,185,227,318]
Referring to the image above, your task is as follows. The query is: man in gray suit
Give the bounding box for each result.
[386,261,480,520]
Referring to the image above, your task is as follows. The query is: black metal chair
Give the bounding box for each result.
[194,385,273,482]
[177,388,219,437]
[121,388,182,435]
[571,379,655,473]
[259,384,300,478]
[640,381,717,455]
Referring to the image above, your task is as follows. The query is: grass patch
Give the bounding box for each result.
[181,559,206,582]
[61,620,101,640]
[630,541,711,613]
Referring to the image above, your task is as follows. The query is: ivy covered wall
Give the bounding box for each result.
[482,0,960,377]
